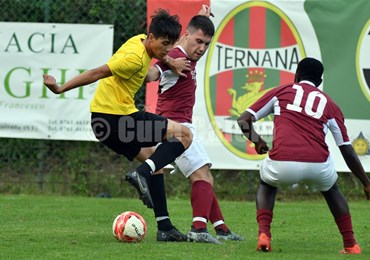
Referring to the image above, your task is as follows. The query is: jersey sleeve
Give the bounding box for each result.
[154,60,168,79]
[107,53,142,80]
[155,48,181,87]
[327,103,351,146]
[155,60,168,74]
[155,48,182,77]
[247,89,278,121]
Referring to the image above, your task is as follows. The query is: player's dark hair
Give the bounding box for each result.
[295,57,324,87]
[187,15,215,37]
[148,9,181,44]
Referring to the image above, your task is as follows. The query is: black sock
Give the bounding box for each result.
[149,174,171,225]
[148,137,186,170]
[157,218,173,231]
[136,162,153,178]
[149,174,173,231]
[135,138,185,178]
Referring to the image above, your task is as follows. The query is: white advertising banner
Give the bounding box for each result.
[146,0,370,172]
[0,22,113,141]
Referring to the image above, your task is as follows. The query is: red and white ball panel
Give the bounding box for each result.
[112,211,147,242]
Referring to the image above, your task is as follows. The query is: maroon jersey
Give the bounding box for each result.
[247,81,350,162]
[155,46,197,123]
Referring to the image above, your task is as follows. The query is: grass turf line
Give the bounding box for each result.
[0,194,368,259]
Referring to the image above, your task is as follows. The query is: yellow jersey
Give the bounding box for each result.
[90,34,151,115]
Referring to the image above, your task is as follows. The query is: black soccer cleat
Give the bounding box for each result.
[125,170,154,209]
[157,227,188,242]
[216,229,245,241]
[187,227,223,244]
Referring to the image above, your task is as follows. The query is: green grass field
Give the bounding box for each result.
[0,195,369,259]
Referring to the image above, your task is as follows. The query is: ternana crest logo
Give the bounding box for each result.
[356,19,370,102]
[205,1,305,160]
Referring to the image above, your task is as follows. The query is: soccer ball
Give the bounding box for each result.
[112,211,147,242]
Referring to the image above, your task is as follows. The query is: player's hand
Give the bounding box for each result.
[198,4,214,17]
[171,57,191,77]
[363,185,370,200]
[43,74,62,94]
[254,138,269,154]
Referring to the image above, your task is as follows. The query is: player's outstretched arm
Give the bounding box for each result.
[43,64,112,94]
[145,66,160,83]
[164,56,191,77]
[339,144,370,199]
[145,57,191,82]
[238,111,269,154]
[198,4,214,17]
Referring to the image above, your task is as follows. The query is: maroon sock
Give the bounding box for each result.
[191,180,213,230]
[256,209,273,238]
[335,214,356,248]
[209,192,228,232]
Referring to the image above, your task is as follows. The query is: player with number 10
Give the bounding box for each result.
[237,57,370,254]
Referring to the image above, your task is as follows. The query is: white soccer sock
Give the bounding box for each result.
[212,220,225,228]
[193,217,207,223]
[145,159,156,174]
[156,216,169,222]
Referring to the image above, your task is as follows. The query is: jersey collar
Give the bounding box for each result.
[299,80,316,87]
[175,45,190,58]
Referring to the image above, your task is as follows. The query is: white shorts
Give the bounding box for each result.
[260,155,338,192]
[174,123,212,178]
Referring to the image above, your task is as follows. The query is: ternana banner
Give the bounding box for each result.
[0,22,113,141]
[0,2,369,172]
[146,0,370,172]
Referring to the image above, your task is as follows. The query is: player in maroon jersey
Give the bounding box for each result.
[143,7,243,244]
[237,57,370,254]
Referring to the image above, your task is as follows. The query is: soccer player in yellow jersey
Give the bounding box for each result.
[43,10,192,218]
